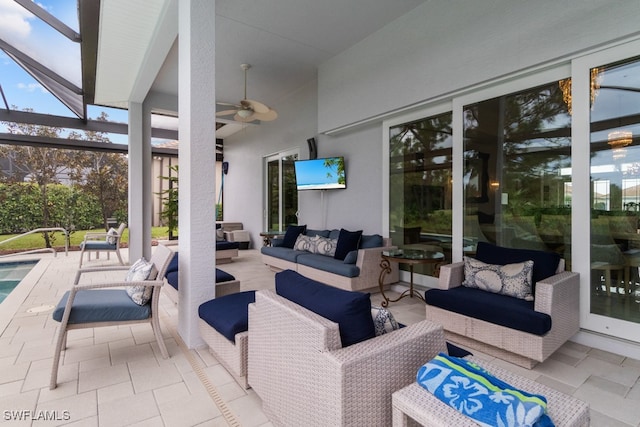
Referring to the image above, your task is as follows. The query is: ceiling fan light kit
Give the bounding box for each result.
[216,64,278,123]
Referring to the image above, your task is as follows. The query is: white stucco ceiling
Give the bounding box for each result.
[93,0,428,116]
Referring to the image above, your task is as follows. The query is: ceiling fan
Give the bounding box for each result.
[216,64,278,123]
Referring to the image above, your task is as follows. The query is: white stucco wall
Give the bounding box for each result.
[318,0,640,133]
[222,81,318,246]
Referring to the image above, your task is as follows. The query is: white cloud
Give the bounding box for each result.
[17,82,46,94]
[0,0,33,40]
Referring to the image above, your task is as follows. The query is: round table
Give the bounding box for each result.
[259,231,284,246]
[378,250,445,307]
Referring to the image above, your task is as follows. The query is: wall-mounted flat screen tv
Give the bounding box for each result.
[294,157,346,190]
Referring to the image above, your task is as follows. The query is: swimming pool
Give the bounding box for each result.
[0,260,38,304]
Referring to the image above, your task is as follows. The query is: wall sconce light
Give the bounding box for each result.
[490,181,500,189]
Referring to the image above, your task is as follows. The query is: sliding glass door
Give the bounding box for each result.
[264,150,298,232]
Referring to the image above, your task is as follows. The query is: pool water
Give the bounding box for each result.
[0,261,38,304]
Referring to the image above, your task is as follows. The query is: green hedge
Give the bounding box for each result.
[0,183,103,234]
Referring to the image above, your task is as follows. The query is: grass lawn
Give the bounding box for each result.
[0,227,171,252]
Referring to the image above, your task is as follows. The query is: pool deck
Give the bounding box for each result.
[1,247,640,426]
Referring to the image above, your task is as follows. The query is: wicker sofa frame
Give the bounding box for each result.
[392,356,589,426]
[425,260,579,368]
[248,289,448,427]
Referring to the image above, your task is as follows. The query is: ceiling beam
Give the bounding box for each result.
[0,109,178,140]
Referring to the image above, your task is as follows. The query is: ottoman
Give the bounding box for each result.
[392,357,589,427]
[198,291,256,389]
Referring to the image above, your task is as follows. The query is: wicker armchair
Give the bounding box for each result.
[248,289,447,427]
[426,257,579,368]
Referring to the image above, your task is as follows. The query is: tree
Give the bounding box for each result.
[72,113,128,229]
[0,117,85,246]
[158,164,179,240]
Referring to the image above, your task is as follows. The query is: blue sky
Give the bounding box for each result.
[294,159,341,185]
[0,0,128,143]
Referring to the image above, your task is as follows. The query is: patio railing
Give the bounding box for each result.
[0,228,69,258]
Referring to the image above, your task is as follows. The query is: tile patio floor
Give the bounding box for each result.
[1,247,640,426]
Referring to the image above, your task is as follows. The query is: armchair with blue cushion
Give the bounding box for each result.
[50,243,174,389]
[424,242,580,368]
[78,222,126,267]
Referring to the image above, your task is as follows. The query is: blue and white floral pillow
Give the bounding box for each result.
[106,227,118,245]
[371,305,400,335]
[293,234,316,252]
[462,257,534,301]
[314,236,337,256]
[125,258,157,305]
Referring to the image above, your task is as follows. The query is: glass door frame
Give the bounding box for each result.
[572,38,640,342]
[263,148,299,233]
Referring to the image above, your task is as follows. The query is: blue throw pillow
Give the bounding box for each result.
[334,229,363,260]
[282,225,307,248]
[360,234,383,249]
[343,250,358,264]
[474,242,560,289]
[275,269,375,346]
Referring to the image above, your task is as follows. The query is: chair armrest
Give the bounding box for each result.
[71,280,162,292]
[436,261,465,290]
[74,265,131,285]
[355,245,395,268]
[83,232,109,241]
[534,271,580,316]
[329,319,446,366]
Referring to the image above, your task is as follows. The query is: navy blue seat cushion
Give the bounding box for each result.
[198,291,256,343]
[297,253,360,277]
[282,225,307,248]
[334,229,363,260]
[166,252,179,274]
[424,287,552,336]
[216,240,240,251]
[261,245,306,263]
[275,269,375,346]
[53,289,151,323]
[475,242,560,290]
[166,271,179,290]
[446,342,472,358]
[81,241,117,250]
[165,262,235,291]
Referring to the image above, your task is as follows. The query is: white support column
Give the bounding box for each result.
[128,102,153,261]
[178,0,216,348]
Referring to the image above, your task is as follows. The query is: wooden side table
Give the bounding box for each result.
[378,250,444,307]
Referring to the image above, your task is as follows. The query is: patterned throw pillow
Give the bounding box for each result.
[293,234,316,252]
[125,258,158,305]
[106,227,118,244]
[462,256,534,301]
[371,305,400,336]
[314,236,337,256]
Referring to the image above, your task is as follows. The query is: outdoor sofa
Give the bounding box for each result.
[261,225,398,292]
[424,242,580,368]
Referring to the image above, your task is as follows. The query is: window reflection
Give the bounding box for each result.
[589,56,640,322]
[463,81,572,256]
[389,113,453,277]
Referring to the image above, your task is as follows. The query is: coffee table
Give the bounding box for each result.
[378,249,445,307]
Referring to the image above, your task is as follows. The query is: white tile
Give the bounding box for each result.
[98,391,159,427]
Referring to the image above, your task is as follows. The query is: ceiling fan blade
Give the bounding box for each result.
[233,112,256,123]
[216,101,241,108]
[216,109,238,117]
[252,109,278,121]
[243,99,270,113]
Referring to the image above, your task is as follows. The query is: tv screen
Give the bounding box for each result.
[294,157,346,190]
